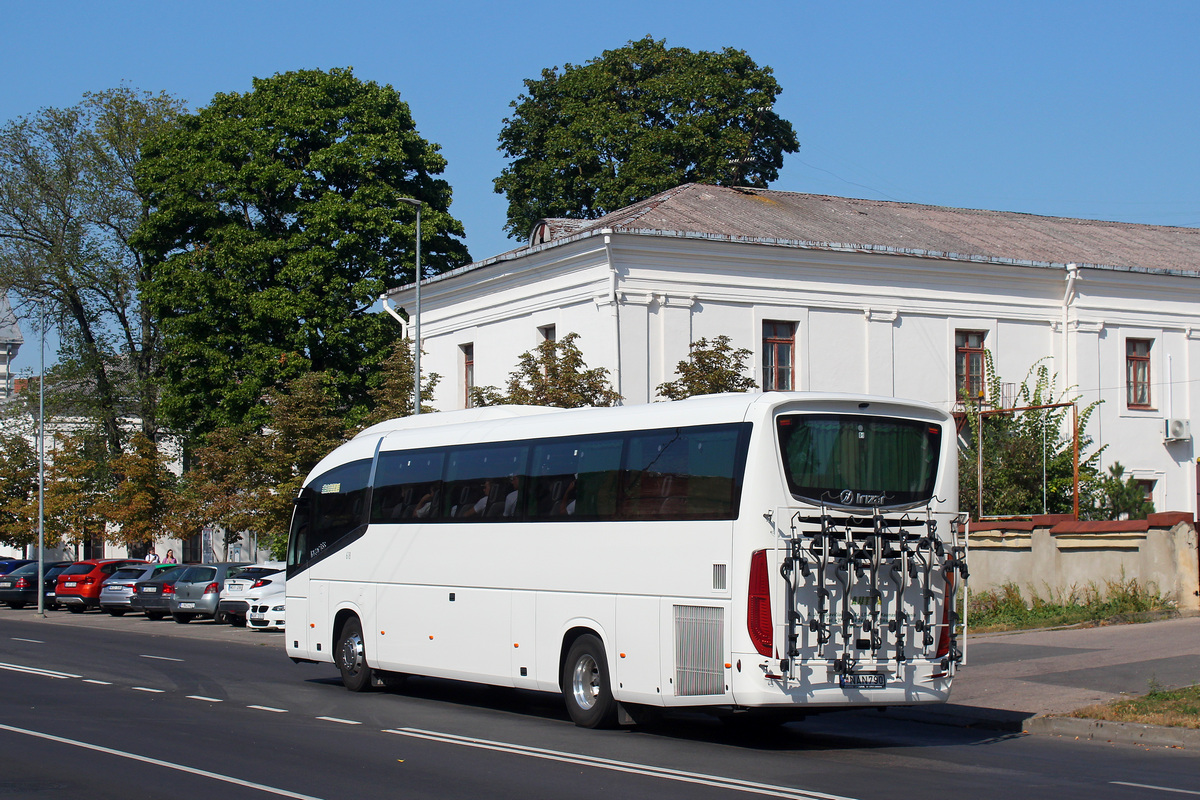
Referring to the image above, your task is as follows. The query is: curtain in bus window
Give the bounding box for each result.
[371,450,445,522]
[779,415,939,507]
[443,444,529,520]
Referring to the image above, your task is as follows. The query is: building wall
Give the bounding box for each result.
[396,232,1200,516]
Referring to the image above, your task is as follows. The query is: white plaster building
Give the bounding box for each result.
[0,295,20,403]
[384,184,1200,516]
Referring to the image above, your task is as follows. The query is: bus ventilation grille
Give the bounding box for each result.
[712,563,727,591]
[673,605,724,696]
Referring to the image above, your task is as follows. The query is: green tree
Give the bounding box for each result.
[959,354,1103,519]
[361,338,441,427]
[134,67,470,439]
[0,87,186,454]
[95,432,177,553]
[470,332,621,408]
[495,36,799,238]
[656,335,758,400]
[1085,463,1155,521]
[0,432,38,549]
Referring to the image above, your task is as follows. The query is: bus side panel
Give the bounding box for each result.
[310,579,330,658]
[376,583,514,685]
[511,590,538,690]
[534,593,616,694]
[659,598,733,707]
[613,594,663,706]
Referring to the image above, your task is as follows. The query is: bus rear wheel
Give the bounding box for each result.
[562,634,617,728]
[336,617,373,692]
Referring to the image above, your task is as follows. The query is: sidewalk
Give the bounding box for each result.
[886,614,1200,747]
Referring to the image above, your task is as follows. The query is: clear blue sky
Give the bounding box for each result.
[4,0,1197,374]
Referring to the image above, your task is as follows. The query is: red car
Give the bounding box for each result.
[55,559,146,613]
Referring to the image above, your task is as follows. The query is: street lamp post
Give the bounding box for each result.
[398,198,422,414]
[37,300,45,616]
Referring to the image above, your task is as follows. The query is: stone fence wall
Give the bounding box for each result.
[966,512,1200,613]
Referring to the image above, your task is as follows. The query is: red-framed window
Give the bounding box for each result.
[762,321,795,391]
[1126,339,1152,408]
[462,343,475,408]
[955,331,987,402]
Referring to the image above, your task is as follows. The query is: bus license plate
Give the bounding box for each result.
[840,673,886,689]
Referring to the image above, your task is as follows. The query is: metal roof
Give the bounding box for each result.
[533,183,1200,274]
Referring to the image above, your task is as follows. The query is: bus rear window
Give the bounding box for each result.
[777,414,941,509]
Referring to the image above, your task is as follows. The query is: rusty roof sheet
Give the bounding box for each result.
[534,183,1200,274]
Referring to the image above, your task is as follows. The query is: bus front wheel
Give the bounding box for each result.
[336,617,373,692]
[562,634,617,728]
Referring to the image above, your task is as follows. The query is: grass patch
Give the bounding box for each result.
[1069,683,1200,729]
[967,576,1169,632]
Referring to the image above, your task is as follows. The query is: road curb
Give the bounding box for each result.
[1024,715,1200,749]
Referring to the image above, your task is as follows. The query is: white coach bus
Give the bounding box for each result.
[285,392,966,727]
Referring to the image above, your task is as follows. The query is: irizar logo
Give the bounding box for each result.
[839,489,888,507]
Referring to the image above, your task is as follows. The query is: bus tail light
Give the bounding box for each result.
[747,549,773,657]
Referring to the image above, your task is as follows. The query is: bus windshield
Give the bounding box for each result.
[776,414,941,509]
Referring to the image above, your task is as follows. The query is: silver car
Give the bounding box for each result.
[169,563,252,624]
[99,563,180,616]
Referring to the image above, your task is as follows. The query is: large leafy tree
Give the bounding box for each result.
[0,87,186,454]
[0,432,38,549]
[495,36,799,238]
[134,67,470,439]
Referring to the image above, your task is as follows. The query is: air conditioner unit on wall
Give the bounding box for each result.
[1164,418,1191,442]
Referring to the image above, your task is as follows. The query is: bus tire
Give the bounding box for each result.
[336,617,373,692]
[562,634,617,728]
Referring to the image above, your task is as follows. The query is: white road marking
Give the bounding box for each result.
[316,716,361,725]
[11,637,44,644]
[187,695,223,703]
[132,687,165,693]
[1112,782,1200,796]
[248,705,288,713]
[383,727,858,800]
[83,679,112,685]
[0,722,325,800]
[0,662,81,680]
[140,654,184,662]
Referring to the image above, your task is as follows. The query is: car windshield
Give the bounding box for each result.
[45,566,68,579]
[149,566,186,582]
[110,568,147,581]
[178,566,216,583]
[61,563,95,576]
[8,563,40,576]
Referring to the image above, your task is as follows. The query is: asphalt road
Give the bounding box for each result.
[2,608,1199,800]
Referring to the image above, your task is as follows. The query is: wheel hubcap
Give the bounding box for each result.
[340,631,365,676]
[571,654,600,710]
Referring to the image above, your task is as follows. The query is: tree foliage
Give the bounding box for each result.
[94,432,176,551]
[362,338,441,427]
[0,432,38,548]
[134,67,470,438]
[656,335,758,400]
[495,36,799,238]
[959,354,1103,519]
[1084,463,1155,521]
[0,87,186,454]
[470,332,621,408]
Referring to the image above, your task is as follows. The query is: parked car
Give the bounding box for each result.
[0,561,71,609]
[42,562,75,610]
[99,563,180,616]
[217,564,283,627]
[128,565,187,621]
[55,559,146,613]
[245,574,286,631]
[0,559,35,575]
[170,563,252,623]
